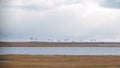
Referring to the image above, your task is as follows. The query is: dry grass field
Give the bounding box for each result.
[0,55,120,68]
[0,42,120,47]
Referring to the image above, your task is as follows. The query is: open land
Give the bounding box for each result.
[0,42,120,47]
[0,55,120,68]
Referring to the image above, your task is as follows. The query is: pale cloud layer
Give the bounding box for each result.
[1,0,120,42]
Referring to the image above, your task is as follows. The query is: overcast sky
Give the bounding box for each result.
[0,0,120,42]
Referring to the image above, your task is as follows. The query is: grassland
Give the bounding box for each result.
[0,42,120,47]
[0,55,120,68]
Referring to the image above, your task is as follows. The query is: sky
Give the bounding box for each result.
[0,0,120,42]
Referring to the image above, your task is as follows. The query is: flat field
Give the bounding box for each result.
[0,42,120,47]
[0,55,120,68]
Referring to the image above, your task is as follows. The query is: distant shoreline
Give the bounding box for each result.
[0,42,120,47]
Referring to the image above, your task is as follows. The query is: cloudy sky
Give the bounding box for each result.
[0,0,120,42]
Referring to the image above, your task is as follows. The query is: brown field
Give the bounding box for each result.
[0,55,120,68]
[0,42,120,47]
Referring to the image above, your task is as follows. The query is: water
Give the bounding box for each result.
[0,47,120,55]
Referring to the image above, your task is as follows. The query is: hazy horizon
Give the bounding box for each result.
[1,0,120,42]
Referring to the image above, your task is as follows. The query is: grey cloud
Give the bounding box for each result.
[0,0,81,11]
[64,0,81,4]
[1,0,120,42]
[0,1,13,8]
[101,0,120,9]
[18,5,48,11]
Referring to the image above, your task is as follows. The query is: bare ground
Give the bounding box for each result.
[0,55,120,68]
[0,42,120,47]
